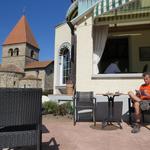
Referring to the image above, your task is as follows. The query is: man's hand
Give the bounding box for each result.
[135,90,141,96]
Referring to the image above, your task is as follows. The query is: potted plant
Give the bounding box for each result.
[66,79,74,96]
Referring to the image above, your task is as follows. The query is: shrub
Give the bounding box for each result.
[65,101,73,114]
[58,102,73,115]
[42,101,58,115]
[58,104,68,116]
[42,101,73,116]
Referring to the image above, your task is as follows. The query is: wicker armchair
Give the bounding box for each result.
[73,91,96,126]
[0,88,42,150]
[128,98,150,124]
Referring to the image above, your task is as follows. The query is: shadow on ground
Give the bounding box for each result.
[90,123,121,131]
[13,137,60,150]
[43,137,60,150]
[42,124,49,133]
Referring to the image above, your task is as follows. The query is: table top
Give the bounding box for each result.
[96,92,128,97]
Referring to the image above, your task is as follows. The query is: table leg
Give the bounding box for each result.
[108,97,111,122]
[110,97,114,122]
[102,95,122,129]
[102,96,111,128]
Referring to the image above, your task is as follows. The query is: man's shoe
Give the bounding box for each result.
[102,121,107,129]
[131,123,140,133]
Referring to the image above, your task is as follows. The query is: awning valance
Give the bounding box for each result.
[94,0,137,17]
[66,1,78,21]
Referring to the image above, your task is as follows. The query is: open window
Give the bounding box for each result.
[99,37,129,73]
[14,48,19,56]
[31,50,34,58]
[8,48,13,56]
[92,25,150,76]
[92,0,150,77]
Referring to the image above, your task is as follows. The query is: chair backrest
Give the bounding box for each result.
[0,88,42,127]
[76,91,94,102]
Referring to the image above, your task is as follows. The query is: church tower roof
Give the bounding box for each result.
[3,15,39,49]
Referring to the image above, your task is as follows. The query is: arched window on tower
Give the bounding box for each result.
[8,48,13,56]
[31,50,34,58]
[14,48,19,56]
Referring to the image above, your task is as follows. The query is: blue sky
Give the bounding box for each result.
[0,0,71,62]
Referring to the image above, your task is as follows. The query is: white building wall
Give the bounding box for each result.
[54,23,71,94]
[76,15,144,94]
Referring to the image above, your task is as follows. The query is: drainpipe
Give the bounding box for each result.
[67,21,76,93]
[67,21,74,35]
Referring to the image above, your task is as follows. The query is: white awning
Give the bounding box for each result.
[94,0,137,17]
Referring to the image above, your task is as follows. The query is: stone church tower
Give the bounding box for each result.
[2,15,39,71]
[0,15,54,92]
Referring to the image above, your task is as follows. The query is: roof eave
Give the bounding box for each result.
[71,1,99,24]
[3,42,40,50]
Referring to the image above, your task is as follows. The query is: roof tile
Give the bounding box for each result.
[25,61,53,69]
[0,64,24,73]
[3,15,39,48]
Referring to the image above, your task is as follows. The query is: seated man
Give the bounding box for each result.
[128,72,150,133]
[104,60,121,74]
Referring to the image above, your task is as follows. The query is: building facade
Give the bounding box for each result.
[54,0,150,94]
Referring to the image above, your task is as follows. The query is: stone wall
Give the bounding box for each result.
[2,43,27,69]
[19,79,42,88]
[25,70,45,90]
[25,64,54,92]
[2,43,39,70]
[38,70,45,90]
[0,71,42,89]
[45,64,54,92]
[1,42,53,91]
[0,72,23,87]
[25,44,39,61]
[25,57,38,66]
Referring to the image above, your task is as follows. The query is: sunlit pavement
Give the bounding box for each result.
[7,115,150,150]
[42,115,150,150]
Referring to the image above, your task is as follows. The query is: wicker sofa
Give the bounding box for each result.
[128,98,150,124]
[0,88,42,150]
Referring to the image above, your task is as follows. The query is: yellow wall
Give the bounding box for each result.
[141,0,150,7]
[54,23,71,94]
[75,15,149,94]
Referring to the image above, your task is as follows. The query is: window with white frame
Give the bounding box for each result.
[93,25,150,76]
[59,43,71,85]
[62,48,71,84]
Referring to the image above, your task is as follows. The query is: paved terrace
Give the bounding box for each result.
[18,114,150,150]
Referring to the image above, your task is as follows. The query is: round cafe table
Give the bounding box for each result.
[102,92,123,129]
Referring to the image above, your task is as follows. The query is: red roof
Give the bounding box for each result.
[25,61,53,69]
[3,15,39,48]
[0,64,24,73]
